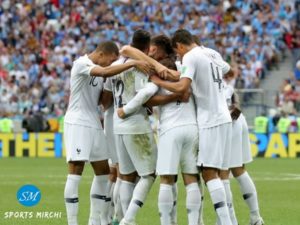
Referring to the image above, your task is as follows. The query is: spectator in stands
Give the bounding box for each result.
[0,112,13,133]
[0,0,296,126]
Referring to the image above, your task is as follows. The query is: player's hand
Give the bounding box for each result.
[179,90,191,102]
[157,66,168,79]
[230,106,241,120]
[133,60,153,74]
[117,108,126,119]
[149,75,163,85]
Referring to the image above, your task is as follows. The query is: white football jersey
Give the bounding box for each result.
[64,54,103,129]
[180,46,232,128]
[223,82,234,108]
[200,46,231,75]
[104,57,152,134]
[157,87,197,135]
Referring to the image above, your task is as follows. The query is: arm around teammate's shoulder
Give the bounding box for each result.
[150,75,191,94]
[90,60,152,77]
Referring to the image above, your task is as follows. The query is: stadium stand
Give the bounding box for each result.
[0,0,299,132]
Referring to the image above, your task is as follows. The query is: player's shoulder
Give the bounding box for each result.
[73,54,90,65]
[111,56,126,66]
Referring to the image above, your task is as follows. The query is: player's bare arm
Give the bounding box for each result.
[230,92,241,120]
[121,45,179,81]
[101,90,113,111]
[90,60,152,77]
[150,75,191,94]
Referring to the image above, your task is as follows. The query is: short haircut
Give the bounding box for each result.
[171,29,195,48]
[131,29,151,51]
[96,41,119,56]
[192,35,201,46]
[159,58,177,71]
[151,35,175,56]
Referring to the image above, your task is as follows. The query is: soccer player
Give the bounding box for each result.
[104,30,157,225]
[150,29,233,225]
[103,96,123,225]
[63,41,150,225]
[220,73,264,225]
[119,35,202,225]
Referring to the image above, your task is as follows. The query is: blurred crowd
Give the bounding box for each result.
[0,0,300,132]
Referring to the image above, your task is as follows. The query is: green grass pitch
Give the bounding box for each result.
[0,158,299,225]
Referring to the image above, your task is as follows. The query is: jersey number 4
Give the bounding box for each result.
[210,63,222,91]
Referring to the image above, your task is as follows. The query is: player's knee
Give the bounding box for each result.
[160,175,174,184]
[201,168,219,183]
[121,171,138,182]
[182,173,198,185]
[91,160,110,175]
[231,166,245,177]
[68,161,85,175]
[219,170,230,180]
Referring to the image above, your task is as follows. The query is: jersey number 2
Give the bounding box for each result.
[113,79,125,108]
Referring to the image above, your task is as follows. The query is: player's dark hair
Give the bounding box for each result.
[131,29,151,52]
[159,58,177,71]
[171,29,195,48]
[192,35,201,46]
[96,41,119,56]
[151,35,175,56]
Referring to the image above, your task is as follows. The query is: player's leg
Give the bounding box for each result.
[115,135,137,216]
[64,123,90,225]
[65,161,84,225]
[111,164,124,225]
[219,170,238,225]
[198,124,233,225]
[156,129,180,225]
[217,119,239,225]
[159,175,176,225]
[232,167,264,225]
[120,133,157,225]
[181,125,202,225]
[196,174,205,225]
[108,164,117,223]
[170,176,178,225]
[88,129,111,225]
[232,115,263,225]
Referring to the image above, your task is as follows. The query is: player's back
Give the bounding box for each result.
[158,58,197,135]
[181,46,231,128]
[65,54,103,129]
[110,57,152,134]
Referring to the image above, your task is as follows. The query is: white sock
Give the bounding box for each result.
[64,174,81,225]
[107,180,115,223]
[236,172,261,222]
[206,178,232,225]
[186,183,201,225]
[198,179,205,225]
[88,175,110,225]
[124,176,155,222]
[222,179,238,225]
[119,180,135,215]
[171,183,178,224]
[113,178,123,221]
[158,184,173,225]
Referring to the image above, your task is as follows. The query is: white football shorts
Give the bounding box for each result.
[115,133,157,176]
[197,122,232,170]
[64,123,109,162]
[229,114,253,168]
[156,125,199,175]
